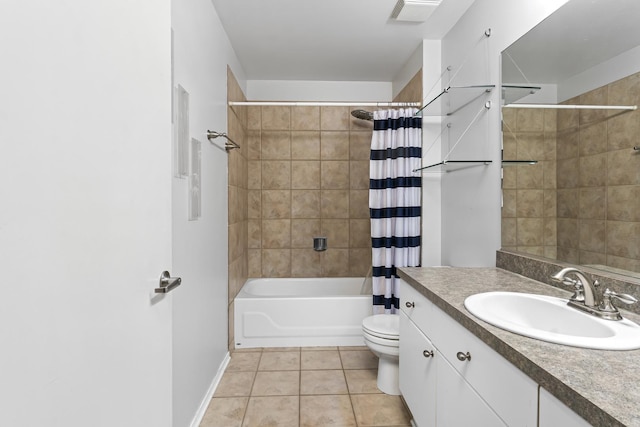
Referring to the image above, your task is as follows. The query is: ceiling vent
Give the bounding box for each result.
[390,0,442,22]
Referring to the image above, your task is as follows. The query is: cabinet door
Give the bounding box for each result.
[539,388,592,427]
[436,351,507,427]
[399,311,436,427]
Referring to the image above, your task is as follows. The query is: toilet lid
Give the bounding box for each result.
[362,314,400,340]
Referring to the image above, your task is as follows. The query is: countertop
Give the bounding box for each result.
[398,267,640,427]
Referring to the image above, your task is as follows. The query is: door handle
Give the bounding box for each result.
[155,271,182,293]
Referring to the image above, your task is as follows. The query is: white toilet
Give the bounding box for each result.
[362,314,400,395]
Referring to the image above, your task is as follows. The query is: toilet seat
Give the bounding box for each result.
[362,314,400,340]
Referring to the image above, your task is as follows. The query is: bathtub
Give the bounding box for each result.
[234,277,372,348]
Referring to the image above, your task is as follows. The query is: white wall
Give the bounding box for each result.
[171,1,245,426]
[0,1,173,426]
[246,80,391,101]
[437,0,569,266]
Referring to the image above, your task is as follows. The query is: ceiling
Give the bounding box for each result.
[210,0,476,82]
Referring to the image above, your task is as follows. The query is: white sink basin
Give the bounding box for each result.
[464,292,640,350]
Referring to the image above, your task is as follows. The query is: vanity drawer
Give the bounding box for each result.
[429,303,538,427]
[398,279,436,334]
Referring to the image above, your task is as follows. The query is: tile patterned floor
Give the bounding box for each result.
[200,346,412,427]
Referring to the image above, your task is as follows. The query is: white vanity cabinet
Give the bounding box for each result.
[398,279,538,427]
[539,388,591,427]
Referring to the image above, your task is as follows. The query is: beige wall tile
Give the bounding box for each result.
[248,190,261,219]
[261,249,291,277]
[291,190,320,218]
[261,106,290,130]
[248,160,261,190]
[292,106,320,130]
[556,130,578,159]
[262,219,291,249]
[350,131,371,160]
[321,161,350,189]
[321,248,350,276]
[321,106,349,130]
[291,131,320,160]
[321,131,350,159]
[516,163,543,189]
[321,190,350,218]
[248,249,261,277]
[321,219,350,248]
[608,148,640,185]
[501,217,517,247]
[291,219,321,248]
[516,189,543,218]
[350,190,370,218]
[543,190,557,218]
[261,131,291,160]
[517,132,545,159]
[578,187,605,220]
[349,248,371,276]
[579,122,607,156]
[606,221,640,259]
[502,167,517,189]
[579,86,608,125]
[291,161,320,189]
[579,220,606,253]
[262,160,291,189]
[516,218,544,246]
[349,219,370,248]
[248,219,261,249]
[557,107,579,132]
[557,189,578,218]
[262,190,291,219]
[247,106,261,130]
[516,109,544,132]
[291,249,322,277]
[557,218,578,249]
[579,153,607,187]
[247,130,261,160]
[557,158,579,188]
[608,185,640,222]
[350,160,370,190]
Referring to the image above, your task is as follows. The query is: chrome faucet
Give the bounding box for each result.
[551,267,600,307]
[551,267,638,320]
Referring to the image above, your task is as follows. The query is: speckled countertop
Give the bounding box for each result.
[398,267,640,427]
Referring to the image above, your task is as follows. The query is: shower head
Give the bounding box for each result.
[351,109,374,121]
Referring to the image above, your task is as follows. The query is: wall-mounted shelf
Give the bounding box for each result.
[502,84,541,104]
[502,160,538,166]
[415,85,495,116]
[502,103,637,110]
[414,160,492,173]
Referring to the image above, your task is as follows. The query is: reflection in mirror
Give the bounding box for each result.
[500,0,640,279]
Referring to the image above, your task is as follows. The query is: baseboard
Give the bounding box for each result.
[189,351,231,427]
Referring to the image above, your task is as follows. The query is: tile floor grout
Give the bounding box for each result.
[199,346,412,427]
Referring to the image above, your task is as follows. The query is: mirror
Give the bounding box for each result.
[500,0,640,279]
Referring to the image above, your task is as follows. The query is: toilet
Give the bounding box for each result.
[362,314,400,395]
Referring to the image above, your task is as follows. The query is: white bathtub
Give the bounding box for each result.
[234,277,372,348]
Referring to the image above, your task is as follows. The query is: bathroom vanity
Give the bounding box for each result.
[397,267,640,427]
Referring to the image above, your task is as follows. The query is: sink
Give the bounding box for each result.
[464,292,640,350]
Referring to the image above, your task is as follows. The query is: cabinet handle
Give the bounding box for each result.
[405,301,415,308]
[456,351,471,362]
[423,350,434,358]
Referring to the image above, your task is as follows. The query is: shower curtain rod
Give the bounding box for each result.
[228,101,421,107]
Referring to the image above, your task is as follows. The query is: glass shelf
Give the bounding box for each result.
[502,160,538,166]
[413,160,492,173]
[415,85,495,117]
[501,84,541,104]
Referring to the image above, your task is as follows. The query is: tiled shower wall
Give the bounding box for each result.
[227,68,248,349]
[502,71,640,273]
[246,106,373,278]
[501,108,557,259]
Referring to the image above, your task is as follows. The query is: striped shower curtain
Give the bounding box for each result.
[369,108,422,314]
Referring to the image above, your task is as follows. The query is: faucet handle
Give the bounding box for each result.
[606,289,638,305]
[555,277,585,302]
[599,289,638,319]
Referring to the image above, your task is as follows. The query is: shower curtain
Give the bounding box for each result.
[369,108,422,314]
